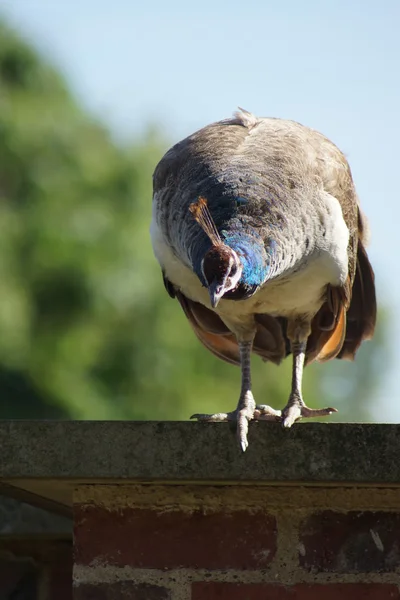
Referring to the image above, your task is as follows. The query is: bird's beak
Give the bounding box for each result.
[208,281,225,309]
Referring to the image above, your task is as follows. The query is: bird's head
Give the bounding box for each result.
[201,245,243,308]
[190,196,271,307]
[189,196,243,308]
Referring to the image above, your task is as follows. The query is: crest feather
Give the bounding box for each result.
[189,197,222,246]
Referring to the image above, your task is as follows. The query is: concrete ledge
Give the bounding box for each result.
[0,421,399,483]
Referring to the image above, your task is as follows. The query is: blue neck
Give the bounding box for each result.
[222,231,272,287]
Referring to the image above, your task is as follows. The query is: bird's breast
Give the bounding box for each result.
[151,188,350,321]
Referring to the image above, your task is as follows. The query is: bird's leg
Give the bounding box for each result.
[236,341,281,451]
[191,338,280,451]
[234,340,256,452]
[281,320,338,428]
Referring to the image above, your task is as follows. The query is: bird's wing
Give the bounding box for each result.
[304,131,377,362]
[337,213,376,360]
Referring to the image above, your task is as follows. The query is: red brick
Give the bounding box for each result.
[74,505,277,569]
[300,511,400,573]
[73,582,171,599]
[192,583,400,599]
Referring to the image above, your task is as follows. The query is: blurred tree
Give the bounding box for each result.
[0,20,387,422]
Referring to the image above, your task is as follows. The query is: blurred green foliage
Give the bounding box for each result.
[0,21,387,422]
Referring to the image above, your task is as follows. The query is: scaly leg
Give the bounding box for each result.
[281,330,337,428]
[191,340,280,451]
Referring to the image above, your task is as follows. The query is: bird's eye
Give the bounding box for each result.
[230,264,237,276]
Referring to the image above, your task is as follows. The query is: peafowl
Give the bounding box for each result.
[150,109,376,451]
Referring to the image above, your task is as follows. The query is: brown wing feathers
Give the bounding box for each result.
[175,290,287,366]
[175,291,240,365]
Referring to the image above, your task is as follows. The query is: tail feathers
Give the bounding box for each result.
[175,290,287,366]
[337,240,376,360]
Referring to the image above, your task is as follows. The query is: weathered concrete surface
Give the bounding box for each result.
[0,421,399,484]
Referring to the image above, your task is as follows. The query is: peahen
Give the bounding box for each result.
[150,109,376,451]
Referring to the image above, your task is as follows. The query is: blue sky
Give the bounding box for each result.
[1,0,399,419]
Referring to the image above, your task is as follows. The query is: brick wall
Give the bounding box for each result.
[73,484,400,599]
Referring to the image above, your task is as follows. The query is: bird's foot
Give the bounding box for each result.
[191,393,281,452]
[281,394,338,429]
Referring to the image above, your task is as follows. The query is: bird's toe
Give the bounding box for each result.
[281,397,338,428]
[254,404,282,420]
